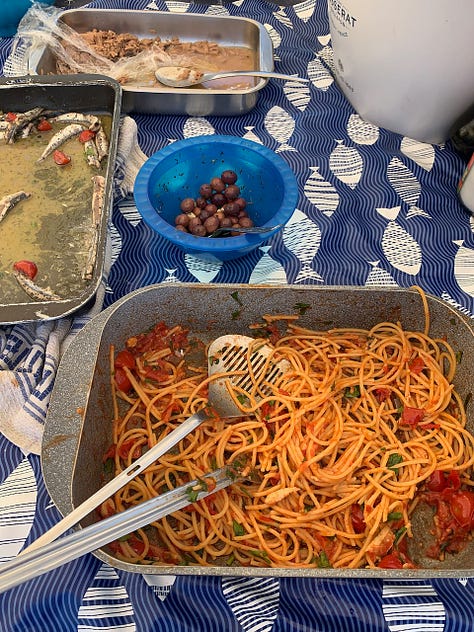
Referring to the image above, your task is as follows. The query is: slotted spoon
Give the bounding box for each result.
[23,335,288,553]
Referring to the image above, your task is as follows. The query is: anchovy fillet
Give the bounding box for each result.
[37,123,84,161]
[53,112,100,131]
[84,139,101,169]
[95,126,109,161]
[83,175,106,280]
[0,191,30,223]
[5,107,44,144]
[91,175,105,227]
[13,270,62,302]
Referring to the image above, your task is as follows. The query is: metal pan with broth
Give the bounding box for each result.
[0,75,121,324]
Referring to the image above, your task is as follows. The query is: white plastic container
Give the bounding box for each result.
[328,0,474,144]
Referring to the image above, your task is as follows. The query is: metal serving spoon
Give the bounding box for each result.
[155,66,309,88]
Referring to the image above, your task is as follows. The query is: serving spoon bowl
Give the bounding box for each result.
[155,66,310,88]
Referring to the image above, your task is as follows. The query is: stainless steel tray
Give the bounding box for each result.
[42,284,474,578]
[0,74,121,324]
[31,9,274,116]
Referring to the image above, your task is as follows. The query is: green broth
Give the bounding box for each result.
[0,115,110,303]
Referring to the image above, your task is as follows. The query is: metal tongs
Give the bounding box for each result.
[0,467,237,594]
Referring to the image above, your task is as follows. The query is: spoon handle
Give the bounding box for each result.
[209,71,309,83]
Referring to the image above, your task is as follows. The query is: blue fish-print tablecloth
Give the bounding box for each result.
[1,1,474,631]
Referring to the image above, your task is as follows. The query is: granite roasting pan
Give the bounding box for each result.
[0,74,121,324]
[31,9,274,116]
[42,284,474,578]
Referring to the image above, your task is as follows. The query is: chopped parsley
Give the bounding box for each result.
[294,302,311,315]
[103,458,114,475]
[387,453,403,473]
[232,520,245,536]
[344,385,361,399]
[394,526,407,544]
[185,477,209,503]
[250,549,271,564]
[313,551,332,568]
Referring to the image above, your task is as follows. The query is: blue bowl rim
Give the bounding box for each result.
[134,135,299,253]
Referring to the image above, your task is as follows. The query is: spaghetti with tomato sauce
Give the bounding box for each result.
[99,292,474,569]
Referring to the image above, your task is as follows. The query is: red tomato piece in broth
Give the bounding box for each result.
[53,150,71,165]
[37,119,52,132]
[13,260,38,280]
[78,129,96,143]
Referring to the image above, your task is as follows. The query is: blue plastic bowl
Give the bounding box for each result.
[0,0,55,37]
[134,135,298,262]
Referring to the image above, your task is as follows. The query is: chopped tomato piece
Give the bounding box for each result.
[377,552,404,569]
[426,470,461,493]
[161,402,180,424]
[128,535,146,556]
[36,119,52,132]
[114,367,132,393]
[350,503,366,533]
[107,540,122,553]
[142,365,169,383]
[400,406,425,427]
[78,129,96,143]
[118,439,141,460]
[408,356,425,374]
[53,149,71,165]
[449,490,474,529]
[102,444,116,462]
[5,112,16,122]
[374,388,390,403]
[114,349,136,370]
[13,260,37,280]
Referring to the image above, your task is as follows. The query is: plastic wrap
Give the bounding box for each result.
[9,3,195,85]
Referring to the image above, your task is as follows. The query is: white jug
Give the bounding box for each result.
[328,0,474,144]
